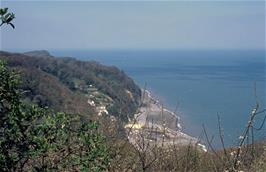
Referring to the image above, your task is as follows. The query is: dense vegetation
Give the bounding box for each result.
[1,52,265,172]
[0,60,110,171]
[0,50,141,122]
[1,7,265,172]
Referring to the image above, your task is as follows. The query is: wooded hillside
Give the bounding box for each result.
[0,50,141,122]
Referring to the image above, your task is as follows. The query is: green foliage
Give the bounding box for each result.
[0,51,142,122]
[0,8,15,28]
[0,60,110,171]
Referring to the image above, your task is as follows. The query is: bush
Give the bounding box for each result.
[0,60,110,171]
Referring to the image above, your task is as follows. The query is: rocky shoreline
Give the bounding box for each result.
[125,89,207,151]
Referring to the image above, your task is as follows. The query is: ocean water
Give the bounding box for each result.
[51,49,266,147]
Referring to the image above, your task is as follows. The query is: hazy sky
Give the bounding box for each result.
[0,1,265,51]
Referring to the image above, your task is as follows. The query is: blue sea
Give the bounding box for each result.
[51,49,265,148]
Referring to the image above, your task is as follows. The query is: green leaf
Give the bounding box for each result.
[0,8,8,16]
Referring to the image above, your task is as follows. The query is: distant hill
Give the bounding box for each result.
[0,50,141,122]
[24,50,53,58]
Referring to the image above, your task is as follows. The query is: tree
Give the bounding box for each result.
[0,8,15,28]
[0,60,110,171]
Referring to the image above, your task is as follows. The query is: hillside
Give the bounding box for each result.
[0,50,141,122]
[1,50,265,172]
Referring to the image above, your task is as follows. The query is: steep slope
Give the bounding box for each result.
[0,51,141,122]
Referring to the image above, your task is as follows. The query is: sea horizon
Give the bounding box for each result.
[47,49,265,148]
[3,48,265,148]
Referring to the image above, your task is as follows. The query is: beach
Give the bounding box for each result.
[125,89,206,151]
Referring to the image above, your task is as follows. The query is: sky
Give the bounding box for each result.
[0,0,265,51]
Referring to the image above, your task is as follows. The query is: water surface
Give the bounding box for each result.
[51,49,266,147]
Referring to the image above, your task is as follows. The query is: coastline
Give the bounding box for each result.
[125,89,207,151]
[140,89,181,130]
